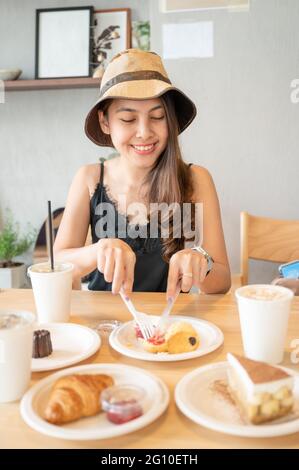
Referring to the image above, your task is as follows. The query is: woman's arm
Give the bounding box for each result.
[53,166,98,286]
[192,165,231,294]
[54,165,136,296]
[167,165,231,298]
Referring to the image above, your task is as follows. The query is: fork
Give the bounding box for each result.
[155,282,181,335]
[119,289,155,340]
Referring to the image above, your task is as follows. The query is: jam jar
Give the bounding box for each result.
[101,385,145,424]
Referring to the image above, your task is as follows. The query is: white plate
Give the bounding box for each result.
[175,362,299,437]
[109,315,224,362]
[21,363,169,440]
[31,323,101,372]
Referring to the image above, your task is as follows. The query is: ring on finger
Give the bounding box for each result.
[182,272,193,278]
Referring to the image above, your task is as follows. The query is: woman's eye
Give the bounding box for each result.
[120,116,165,123]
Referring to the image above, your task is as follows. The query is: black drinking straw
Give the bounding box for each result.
[48,200,54,271]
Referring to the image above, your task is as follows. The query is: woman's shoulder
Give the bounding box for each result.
[72,163,101,198]
[189,164,216,200]
[73,163,100,178]
[189,164,214,185]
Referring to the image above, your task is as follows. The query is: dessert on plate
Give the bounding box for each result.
[136,321,200,354]
[32,329,53,358]
[227,352,294,424]
[44,373,114,424]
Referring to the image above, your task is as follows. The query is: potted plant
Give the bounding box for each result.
[0,212,36,288]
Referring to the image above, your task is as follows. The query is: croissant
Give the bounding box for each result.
[44,374,114,425]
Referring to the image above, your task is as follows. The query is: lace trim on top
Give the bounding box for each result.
[102,183,150,228]
[91,182,161,256]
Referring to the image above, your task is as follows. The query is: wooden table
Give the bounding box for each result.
[0,289,299,449]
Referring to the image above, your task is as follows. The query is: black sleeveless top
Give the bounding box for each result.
[88,162,192,292]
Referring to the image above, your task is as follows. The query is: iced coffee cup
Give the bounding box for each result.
[28,262,73,323]
[235,284,294,364]
[0,310,35,402]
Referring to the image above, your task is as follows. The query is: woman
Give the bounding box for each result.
[54,49,231,299]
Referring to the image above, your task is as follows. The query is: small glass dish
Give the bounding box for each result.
[101,384,145,424]
[89,319,122,337]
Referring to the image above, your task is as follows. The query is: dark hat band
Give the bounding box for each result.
[99,70,172,98]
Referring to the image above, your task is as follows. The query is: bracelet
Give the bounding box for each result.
[191,245,214,275]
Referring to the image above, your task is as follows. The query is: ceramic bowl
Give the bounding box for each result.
[0,69,22,81]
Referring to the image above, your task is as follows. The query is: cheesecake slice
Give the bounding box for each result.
[227,353,294,424]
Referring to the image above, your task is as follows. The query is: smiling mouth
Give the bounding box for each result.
[131,142,158,153]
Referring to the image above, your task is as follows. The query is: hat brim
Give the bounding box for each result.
[84,80,197,147]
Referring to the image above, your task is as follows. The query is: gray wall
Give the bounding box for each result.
[150,0,299,281]
[0,0,149,264]
[1,0,299,281]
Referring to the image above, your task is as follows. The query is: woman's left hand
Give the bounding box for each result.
[271,277,299,295]
[166,248,208,300]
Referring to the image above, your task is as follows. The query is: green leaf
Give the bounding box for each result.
[0,210,37,264]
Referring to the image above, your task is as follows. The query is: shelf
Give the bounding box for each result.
[4,77,101,91]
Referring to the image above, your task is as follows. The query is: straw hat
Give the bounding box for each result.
[84,48,197,147]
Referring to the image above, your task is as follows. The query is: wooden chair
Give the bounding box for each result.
[240,211,299,285]
[33,208,65,264]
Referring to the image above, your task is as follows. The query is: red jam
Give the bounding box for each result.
[106,399,143,424]
[101,385,145,425]
[135,324,165,345]
[147,334,165,345]
[134,324,144,339]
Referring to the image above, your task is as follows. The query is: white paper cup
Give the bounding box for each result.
[28,262,73,323]
[0,310,35,402]
[235,284,294,364]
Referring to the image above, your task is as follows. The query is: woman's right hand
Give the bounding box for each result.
[97,239,136,297]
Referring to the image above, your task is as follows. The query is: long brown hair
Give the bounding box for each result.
[146,93,195,261]
[99,93,196,262]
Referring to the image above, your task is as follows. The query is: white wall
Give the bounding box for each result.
[0,0,149,259]
[150,0,299,281]
[1,0,298,281]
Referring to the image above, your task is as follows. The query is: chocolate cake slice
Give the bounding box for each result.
[32,330,53,358]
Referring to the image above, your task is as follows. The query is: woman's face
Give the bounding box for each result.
[98,98,169,169]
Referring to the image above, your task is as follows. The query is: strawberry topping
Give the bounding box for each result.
[135,324,166,344]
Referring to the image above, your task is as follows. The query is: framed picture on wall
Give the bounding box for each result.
[35,6,93,79]
[91,8,131,78]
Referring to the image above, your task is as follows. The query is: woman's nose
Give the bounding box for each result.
[135,119,154,140]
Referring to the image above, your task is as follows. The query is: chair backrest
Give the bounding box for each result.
[240,211,299,285]
[33,208,65,263]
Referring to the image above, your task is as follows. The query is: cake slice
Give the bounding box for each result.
[227,353,294,424]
